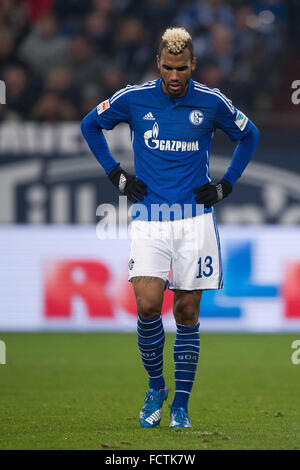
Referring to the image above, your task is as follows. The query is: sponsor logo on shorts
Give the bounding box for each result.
[128,258,135,270]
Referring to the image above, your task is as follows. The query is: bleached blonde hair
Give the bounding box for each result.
[159,27,193,57]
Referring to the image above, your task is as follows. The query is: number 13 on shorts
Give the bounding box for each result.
[196,256,213,278]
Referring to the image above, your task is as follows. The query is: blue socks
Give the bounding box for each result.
[137,315,200,410]
[137,314,166,391]
[172,322,200,411]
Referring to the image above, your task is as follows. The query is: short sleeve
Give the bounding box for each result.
[214,94,251,142]
[93,86,131,130]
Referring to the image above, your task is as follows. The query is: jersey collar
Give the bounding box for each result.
[156,78,193,102]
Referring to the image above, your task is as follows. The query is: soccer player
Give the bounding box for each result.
[81,27,260,429]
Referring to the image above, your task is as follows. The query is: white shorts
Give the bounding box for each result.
[128,211,223,291]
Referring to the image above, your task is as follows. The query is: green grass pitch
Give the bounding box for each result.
[0,332,299,450]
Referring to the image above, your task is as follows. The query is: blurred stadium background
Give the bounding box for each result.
[1,0,300,333]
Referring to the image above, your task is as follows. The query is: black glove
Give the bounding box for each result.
[194,179,232,208]
[108,166,147,203]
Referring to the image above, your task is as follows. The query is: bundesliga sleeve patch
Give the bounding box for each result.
[97,99,110,115]
[234,110,248,131]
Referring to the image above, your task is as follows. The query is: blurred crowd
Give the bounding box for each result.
[0,0,297,122]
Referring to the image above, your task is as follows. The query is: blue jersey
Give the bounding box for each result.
[92,78,254,221]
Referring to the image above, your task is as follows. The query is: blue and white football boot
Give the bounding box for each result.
[169,406,192,429]
[139,387,168,428]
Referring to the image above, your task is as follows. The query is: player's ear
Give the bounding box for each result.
[156,54,160,70]
[191,57,196,72]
